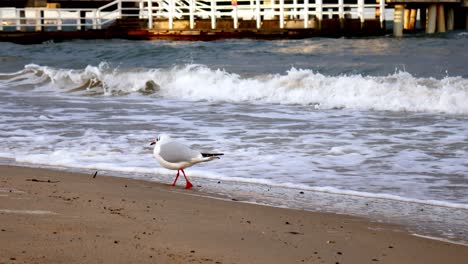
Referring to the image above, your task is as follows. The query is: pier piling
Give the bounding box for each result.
[404,8,410,29]
[437,4,446,33]
[394,4,405,37]
[409,9,417,30]
[446,7,454,30]
[427,4,437,34]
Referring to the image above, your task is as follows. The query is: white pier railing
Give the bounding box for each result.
[0,0,386,31]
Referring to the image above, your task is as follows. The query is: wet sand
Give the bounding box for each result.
[0,165,467,264]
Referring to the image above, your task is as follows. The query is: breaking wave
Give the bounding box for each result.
[3,63,468,114]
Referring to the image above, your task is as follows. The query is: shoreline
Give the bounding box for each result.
[1,165,467,263]
[3,161,468,245]
[3,161,468,211]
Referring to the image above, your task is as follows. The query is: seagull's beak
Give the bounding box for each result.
[150,141,156,146]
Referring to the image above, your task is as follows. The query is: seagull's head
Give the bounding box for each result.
[150,134,171,146]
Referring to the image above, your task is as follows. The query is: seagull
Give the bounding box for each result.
[150,134,223,189]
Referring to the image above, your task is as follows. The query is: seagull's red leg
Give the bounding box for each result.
[171,170,180,186]
[181,168,193,189]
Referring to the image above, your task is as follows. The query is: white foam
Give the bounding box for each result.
[412,234,468,247]
[303,185,468,210]
[1,62,468,215]
[17,63,468,115]
[14,153,468,211]
[5,121,466,212]
[170,171,468,210]
[0,188,24,193]
[0,209,56,215]
[130,170,468,210]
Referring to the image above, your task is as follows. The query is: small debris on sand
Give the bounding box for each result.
[288,231,303,235]
[26,178,59,183]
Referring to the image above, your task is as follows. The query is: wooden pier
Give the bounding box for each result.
[0,0,466,43]
[386,0,468,36]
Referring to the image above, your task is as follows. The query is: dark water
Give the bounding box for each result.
[1,32,467,78]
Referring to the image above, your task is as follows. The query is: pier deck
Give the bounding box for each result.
[0,0,466,43]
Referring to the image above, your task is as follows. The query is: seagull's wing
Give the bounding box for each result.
[159,141,202,163]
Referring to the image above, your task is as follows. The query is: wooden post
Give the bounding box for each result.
[211,0,216,29]
[148,0,153,29]
[189,0,194,29]
[139,0,143,19]
[279,0,284,29]
[436,4,445,33]
[358,0,364,24]
[35,9,41,31]
[304,0,309,28]
[379,0,385,29]
[426,4,436,34]
[93,9,101,29]
[77,11,81,31]
[57,9,62,31]
[93,10,97,29]
[117,0,122,19]
[169,0,174,30]
[316,0,322,30]
[233,2,238,30]
[256,0,261,29]
[446,7,454,31]
[404,9,410,29]
[393,4,404,37]
[338,0,344,29]
[293,0,298,19]
[268,0,276,20]
[338,0,344,19]
[408,9,417,31]
[0,9,3,31]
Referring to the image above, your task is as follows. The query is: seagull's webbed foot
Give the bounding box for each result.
[185,181,193,190]
[180,169,193,190]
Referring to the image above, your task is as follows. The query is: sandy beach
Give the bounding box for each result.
[0,165,467,264]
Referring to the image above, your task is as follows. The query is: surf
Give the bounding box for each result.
[1,63,467,115]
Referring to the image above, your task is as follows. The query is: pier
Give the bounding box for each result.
[0,0,466,42]
[387,0,468,36]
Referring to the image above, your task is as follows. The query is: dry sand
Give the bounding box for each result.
[0,165,467,264]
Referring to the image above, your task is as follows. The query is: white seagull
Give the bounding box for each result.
[150,134,223,189]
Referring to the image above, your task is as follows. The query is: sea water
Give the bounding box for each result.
[0,33,467,244]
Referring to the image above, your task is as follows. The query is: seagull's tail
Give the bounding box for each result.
[201,153,224,159]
